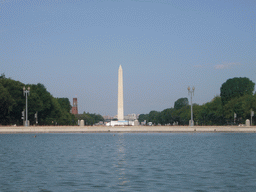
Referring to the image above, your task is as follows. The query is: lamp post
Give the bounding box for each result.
[251,110,254,126]
[234,113,237,125]
[23,86,30,127]
[35,111,38,125]
[188,86,195,126]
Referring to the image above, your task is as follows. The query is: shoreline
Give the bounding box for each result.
[1,125,256,134]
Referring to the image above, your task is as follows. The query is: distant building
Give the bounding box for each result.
[71,98,78,114]
[104,114,138,121]
[103,115,115,121]
[124,114,138,121]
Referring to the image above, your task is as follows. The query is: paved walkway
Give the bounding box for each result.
[0,126,256,133]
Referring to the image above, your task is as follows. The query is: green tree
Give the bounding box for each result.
[174,97,189,110]
[26,84,75,125]
[223,94,255,125]
[173,105,190,125]
[220,77,255,106]
[197,96,223,125]
[0,73,6,79]
[0,76,25,125]
[78,112,104,125]
[57,98,72,113]
[0,83,15,124]
[160,108,175,125]
[192,104,203,125]
[148,110,161,125]
[0,75,77,125]
[138,114,149,124]
[28,83,54,125]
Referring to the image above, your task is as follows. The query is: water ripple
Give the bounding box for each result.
[0,133,256,191]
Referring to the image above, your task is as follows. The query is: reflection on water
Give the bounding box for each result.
[0,133,256,191]
[116,134,129,188]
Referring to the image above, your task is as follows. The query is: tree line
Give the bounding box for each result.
[0,74,103,126]
[76,112,104,126]
[138,77,256,126]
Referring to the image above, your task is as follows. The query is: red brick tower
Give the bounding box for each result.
[71,98,78,114]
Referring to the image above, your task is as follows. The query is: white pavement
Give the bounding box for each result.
[1,126,256,133]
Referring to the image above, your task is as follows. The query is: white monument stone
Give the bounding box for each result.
[118,65,124,121]
[80,120,84,126]
[246,119,250,127]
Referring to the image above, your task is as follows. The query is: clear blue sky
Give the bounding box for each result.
[1,0,255,116]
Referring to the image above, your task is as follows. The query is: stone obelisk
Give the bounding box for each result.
[118,65,124,121]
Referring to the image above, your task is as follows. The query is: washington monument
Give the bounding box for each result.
[118,65,124,121]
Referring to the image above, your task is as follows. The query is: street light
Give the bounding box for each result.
[234,113,237,125]
[23,86,30,127]
[251,109,254,126]
[188,86,195,126]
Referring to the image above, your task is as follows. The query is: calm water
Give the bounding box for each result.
[0,133,256,191]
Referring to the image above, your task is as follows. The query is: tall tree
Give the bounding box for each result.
[197,96,223,125]
[0,76,76,125]
[78,112,104,125]
[174,98,189,110]
[220,77,255,106]
[0,83,15,124]
[138,114,148,123]
[148,110,161,125]
[223,94,255,125]
[0,76,25,125]
[160,108,175,125]
[172,105,190,125]
[57,98,72,113]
